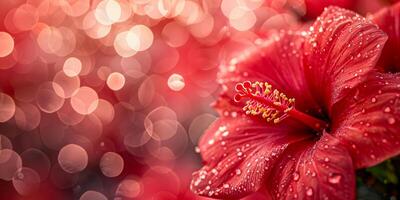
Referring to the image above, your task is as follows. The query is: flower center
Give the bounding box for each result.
[234,81,328,132]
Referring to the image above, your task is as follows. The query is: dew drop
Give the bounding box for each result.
[388,117,396,125]
[371,97,377,103]
[223,183,230,189]
[328,173,341,184]
[306,188,313,196]
[235,169,241,175]
[293,172,299,181]
[324,157,330,162]
[222,131,229,137]
[384,107,391,113]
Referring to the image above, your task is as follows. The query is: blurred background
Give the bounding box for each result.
[0,0,398,199]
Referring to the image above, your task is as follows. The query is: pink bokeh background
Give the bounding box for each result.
[0,0,395,199]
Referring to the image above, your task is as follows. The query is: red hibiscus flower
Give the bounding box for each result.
[303,0,356,18]
[371,1,400,72]
[191,6,400,200]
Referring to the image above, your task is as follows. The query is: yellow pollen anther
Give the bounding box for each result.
[234,81,295,124]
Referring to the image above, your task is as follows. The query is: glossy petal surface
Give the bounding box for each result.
[267,133,355,200]
[191,114,310,199]
[372,2,400,72]
[332,73,400,168]
[218,31,321,116]
[304,6,388,113]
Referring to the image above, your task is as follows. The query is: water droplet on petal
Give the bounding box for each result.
[306,188,313,196]
[293,172,299,181]
[235,169,241,175]
[384,107,391,113]
[370,154,376,159]
[223,183,230,188]
[222,131,229,137]
[388,117,396,125]
[328,173,341,184]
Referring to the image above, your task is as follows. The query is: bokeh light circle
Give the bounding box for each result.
[36,82,65,113]
[12,167,41,196]
[99,152,124,177]
[0,32,14,57]
[70,86,99,115]
[127,25,154,51]
[0,93,16,122]
[93,99,115,125]
[114,31,138,57]
[116,178,142,198]
[53,71,80,98]
[13,4,39,31]
[189,113,217,144]
[57,101,85,126]
[14,103,41,131]
[20,148,51,181]
[167,74,185,91]
[58,144,88,174]
[0,149,22,181]
[95,0,121,25]
[63,57,82,77]
[161,22,189,47]
[80,190,107,200]
[106,72,125,91]
[0,135,13,150]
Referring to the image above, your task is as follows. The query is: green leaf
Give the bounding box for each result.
[365,160,398,185]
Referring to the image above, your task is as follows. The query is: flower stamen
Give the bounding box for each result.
[234,81,328,131]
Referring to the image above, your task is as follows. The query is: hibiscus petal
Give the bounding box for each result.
[191,115,311,199]
[371,2,400,72]
[267,133,355,200]
[218,31,322,116]
[303,6,388,113]
[331,73,400,168]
